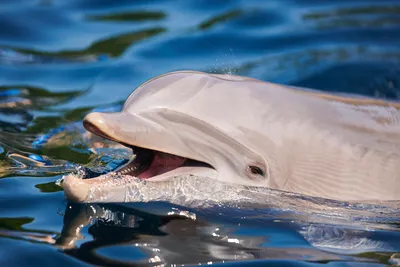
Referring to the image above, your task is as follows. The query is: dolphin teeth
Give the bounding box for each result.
[112,148,155,177]
[115,164,139,176]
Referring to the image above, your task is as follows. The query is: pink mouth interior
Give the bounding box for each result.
[138,152,187,179]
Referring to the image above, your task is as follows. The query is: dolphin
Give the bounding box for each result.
[63,70,400,203]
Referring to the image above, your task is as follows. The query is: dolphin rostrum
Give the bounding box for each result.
[63,71,400,203]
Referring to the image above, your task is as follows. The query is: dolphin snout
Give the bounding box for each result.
[83,112,112,140]
[83,112,128,143]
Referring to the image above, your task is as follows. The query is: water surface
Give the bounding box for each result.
[0,0,400,266]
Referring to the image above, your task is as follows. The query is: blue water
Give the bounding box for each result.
[0,0,400,266]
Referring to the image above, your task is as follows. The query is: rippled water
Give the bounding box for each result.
[1,0,400,266]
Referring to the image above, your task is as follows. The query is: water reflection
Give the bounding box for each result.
[199,9,243,30]
[0,216,57,245]
[53,203,366,266]
[303,5,400,19]
[0,203,385,266]
[3,27,165,61]
[0,200,398,266]
[87,11,166,22]
[302,5,400,29]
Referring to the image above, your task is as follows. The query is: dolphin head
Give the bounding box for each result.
[63,71,291,203]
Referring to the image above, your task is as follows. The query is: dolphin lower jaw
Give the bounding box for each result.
[63,171,223,204]
[63,173,266,205]
[62,147,217,203]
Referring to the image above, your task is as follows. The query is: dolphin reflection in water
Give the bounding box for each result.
[1,202,398,265]
[21,203,394,266]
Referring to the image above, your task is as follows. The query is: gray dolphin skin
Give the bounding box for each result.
[63,70,400,203]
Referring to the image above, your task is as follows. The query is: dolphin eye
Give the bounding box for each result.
[247,164,265,177]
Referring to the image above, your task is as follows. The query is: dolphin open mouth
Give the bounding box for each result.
[83,119,212,181]
[111,146,207,180]
[63,118,217,203]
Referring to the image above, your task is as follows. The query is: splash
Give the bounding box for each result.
[63,172,400,224]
